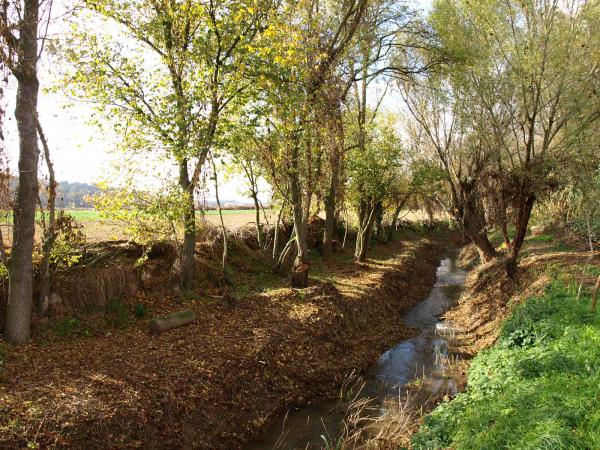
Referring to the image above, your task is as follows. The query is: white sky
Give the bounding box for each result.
[2,0,431,203]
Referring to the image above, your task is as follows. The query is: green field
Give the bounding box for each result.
[59,208,263,221]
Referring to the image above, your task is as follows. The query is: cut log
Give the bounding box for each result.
[149,310,196,335]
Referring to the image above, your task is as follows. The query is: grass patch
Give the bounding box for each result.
[527,233,554,243]
[412,279,600,450]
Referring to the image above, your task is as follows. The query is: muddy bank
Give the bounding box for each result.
[0,231,454,449]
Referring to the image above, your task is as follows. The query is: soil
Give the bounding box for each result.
[0,229,456,449]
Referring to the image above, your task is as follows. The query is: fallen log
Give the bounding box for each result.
[149,309,197,335]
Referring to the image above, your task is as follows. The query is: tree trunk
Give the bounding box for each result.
[506,194,535,277]
[37,119,57,317]
[272,201,286,261]
[251,192,263,248]
[355,201,376,262]
[179,159,196,288]
[386,195,410,242]
[4,0,40,345]
[374,201,385,242]
[322,192,336,259]
[211,156,227,270]
[289,144,310,287]
[454,185,498,263]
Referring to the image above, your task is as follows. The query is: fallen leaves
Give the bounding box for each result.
[0,233,450,449]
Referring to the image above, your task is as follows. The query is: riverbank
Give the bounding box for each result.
[411,229,600,449]
[0,228,456,449]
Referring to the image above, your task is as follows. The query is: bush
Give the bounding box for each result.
[412,280,600,450]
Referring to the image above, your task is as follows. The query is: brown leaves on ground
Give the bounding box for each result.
[0,233,450,449]
[446,241,600,355]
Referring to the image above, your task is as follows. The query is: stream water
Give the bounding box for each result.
[246,255,467,450]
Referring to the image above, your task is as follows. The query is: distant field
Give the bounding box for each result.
[0,209,272,243]
[1,208,436,243]
[73,209,272,241]
[62,208,266,221]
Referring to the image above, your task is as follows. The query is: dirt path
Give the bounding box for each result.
[0,232,454,449]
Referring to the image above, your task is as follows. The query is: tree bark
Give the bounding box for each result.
[211,156,227,270]
[289,141,310,287]
[251,191,263,248]
[322,190,337,259]
[452,183,498,263]
[179,159,196,288]
[4,0,40,345]
[506,194,535,277]
[386,194,410,242]
[272,200,286,261]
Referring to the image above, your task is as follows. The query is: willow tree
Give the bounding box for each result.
[401,80,500,262]
[430,0,600,273]
[256,0,368,287]
[64,0,275,287]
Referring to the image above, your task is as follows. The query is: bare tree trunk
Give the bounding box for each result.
[322,189,337,259]
[355,201,376,262]
[179,159,196,288]
[272,200,286,261]
[322,99,343,259]
[275,231,297,275]
[36,119,57,317]
[251,191,263,248]
[341,208,348,250]
[4,0,40,345]
[453,184,498,263]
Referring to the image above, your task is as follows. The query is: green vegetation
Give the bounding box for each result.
[53,317,92,338]
[105,298,132,329]
[413,278,600,450]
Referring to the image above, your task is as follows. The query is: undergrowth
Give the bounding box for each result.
[412,278,600,450]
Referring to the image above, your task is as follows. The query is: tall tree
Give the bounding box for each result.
[429,0,600,273]
[257,0,368,286]
[64,0,275,287]
[0,0,44,344]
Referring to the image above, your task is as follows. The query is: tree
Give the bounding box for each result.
[64,0,275,287]
[346,113,404,261]
[0,0,44,344]
[255,0,368,287]
[429,0,600,274]
[400,79,499,262]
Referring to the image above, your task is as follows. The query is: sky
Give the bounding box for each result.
[2,0,432,203]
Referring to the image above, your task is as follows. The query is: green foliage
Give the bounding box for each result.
[105,298,131,329]
[412,280,600,449]
[527,233,554,243]
[93,185,186,249]
[346,113,405,206]
[53,318,92,338]
[46,213,86,271]
[133,302,148,319]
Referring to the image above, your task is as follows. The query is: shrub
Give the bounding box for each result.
[105,298,131,329]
